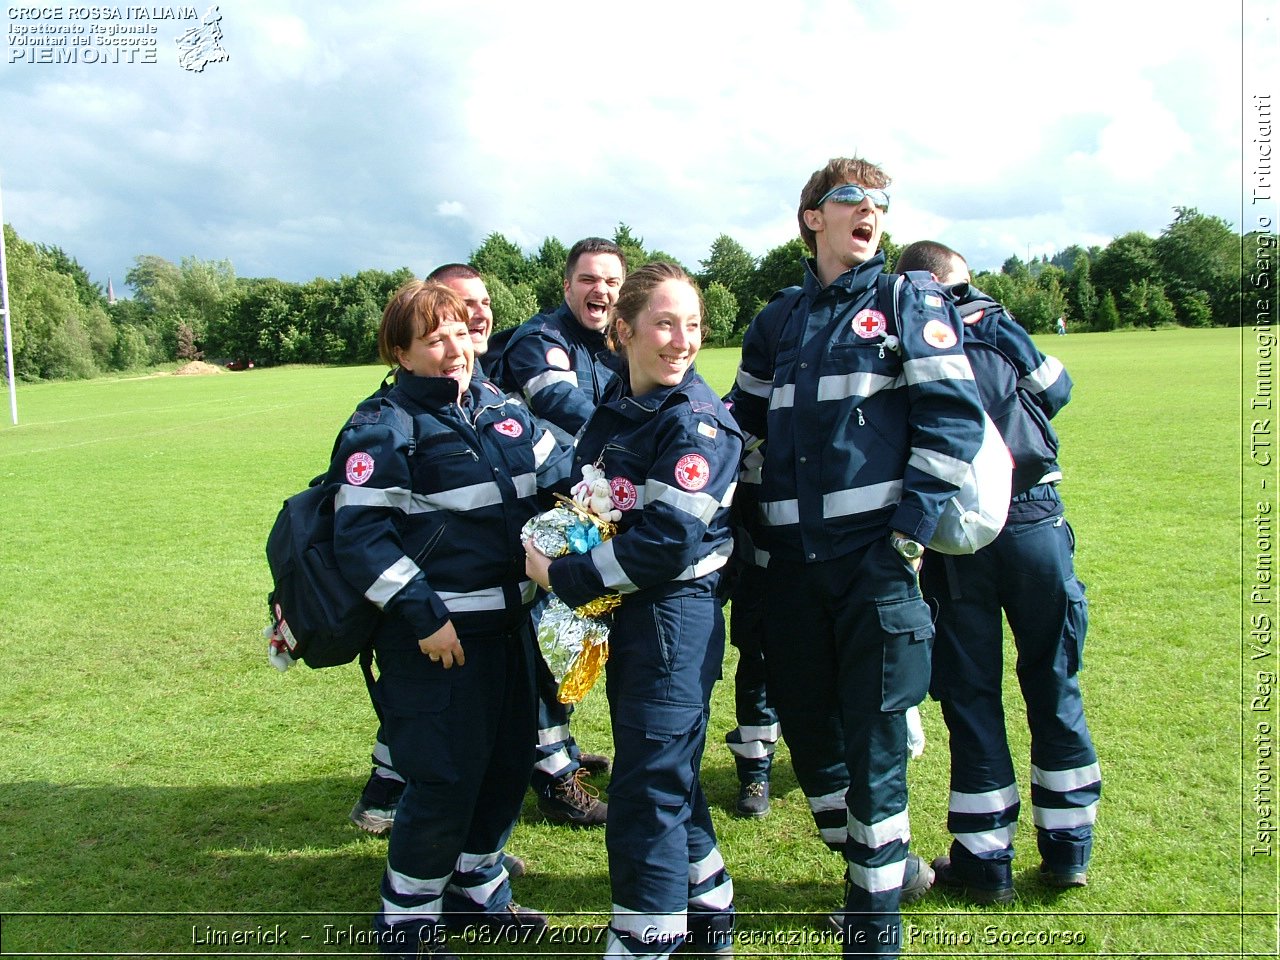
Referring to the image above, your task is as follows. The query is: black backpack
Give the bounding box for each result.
[265,393,415,670]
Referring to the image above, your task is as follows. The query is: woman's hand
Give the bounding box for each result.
[419,620,465,668]
[524,540,553,592]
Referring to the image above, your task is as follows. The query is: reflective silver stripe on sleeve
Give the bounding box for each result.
[734,366,772,398]
[1020,355,1065,394]
[511,472,536,499]
[673,541,732,582]
[817,370,900,402]
[720,481,737,507]
[909,446,972,488]
[769,383,795,410]
[435,586,507,613]
[520,579,538,604]
[335,484,415,513]
[903,353,975,385]
[409,480,503,514]
[645,478,722,524]
[591,539,637,594]
[822,480,903,519]
[531,428,557,468]
[761,498,800,526]
[366,555,421,609]
[524,369,576,399]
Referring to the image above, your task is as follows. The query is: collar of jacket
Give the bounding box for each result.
[606,365,702,421]
[390,369,483,411]
[802,252,886,298]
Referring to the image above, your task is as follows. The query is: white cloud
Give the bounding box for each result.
[0,0,1259,285]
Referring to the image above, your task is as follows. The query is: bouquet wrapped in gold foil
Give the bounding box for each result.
[521,491,621,704]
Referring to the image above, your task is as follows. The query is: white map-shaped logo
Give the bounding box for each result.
[175,6,229,73]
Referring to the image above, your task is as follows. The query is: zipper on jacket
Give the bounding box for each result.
[856,407,866,426]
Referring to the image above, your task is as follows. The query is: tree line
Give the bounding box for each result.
[2,207,1270,381]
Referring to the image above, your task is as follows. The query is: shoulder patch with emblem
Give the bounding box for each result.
[493,418,524,438]
[610,477,638,511]
[675,453,711,491]
[922,318,959,350]
[545,347,571,370]
[346,452,375,485]
[852,308,887,339]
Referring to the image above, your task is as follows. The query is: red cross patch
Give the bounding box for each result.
[345,452,375,485]
[493,418,524,438]
[852,309,887,339]
[922,319,958,350]
[545,347,571,370]
[674,454,711,491]
[610,476,638,511]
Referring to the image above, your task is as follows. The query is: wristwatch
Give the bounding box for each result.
[889,533,924,562]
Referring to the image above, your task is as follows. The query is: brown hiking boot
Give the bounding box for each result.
[536,768,607,827]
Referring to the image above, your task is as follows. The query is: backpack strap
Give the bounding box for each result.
[762,285,805,366]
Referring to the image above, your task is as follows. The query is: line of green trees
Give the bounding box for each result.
[2,207,1271,381]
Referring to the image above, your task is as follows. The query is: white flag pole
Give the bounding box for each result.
[0,172,17,425]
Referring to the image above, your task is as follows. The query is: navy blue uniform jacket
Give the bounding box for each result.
[492,302,622,434]
[329,372,572,646]
[726,254,985,561]
[549,367,743,610]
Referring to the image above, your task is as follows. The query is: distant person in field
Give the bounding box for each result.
[1056,316,1067,335]
[725,156,986,958]
[332,280,572,958]
[349,264,607,862]
[895,240,1100,905]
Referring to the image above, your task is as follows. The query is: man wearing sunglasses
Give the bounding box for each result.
[726,157,986,958]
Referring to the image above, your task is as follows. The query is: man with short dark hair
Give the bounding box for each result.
[493,238,626,433]
[895,240,1100,905]
[727,158,986,957]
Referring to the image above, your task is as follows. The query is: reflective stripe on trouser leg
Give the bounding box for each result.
[604,587,732,959]
[764,546,930,956]
[759,559,850,851]
[728,565,778,783]
[375,625,536,930]
[921,537,1019,866]
[1002,515,1100,869]
[531,649,581,787]
[372,726,405,784]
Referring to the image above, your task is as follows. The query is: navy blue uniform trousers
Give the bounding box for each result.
[725,564,779,784]
[922,501,1099,874]
[762,538,932,957]
[373,623,537,937]
[603,579,734,958]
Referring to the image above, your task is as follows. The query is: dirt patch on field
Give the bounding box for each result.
[173,361,227,376]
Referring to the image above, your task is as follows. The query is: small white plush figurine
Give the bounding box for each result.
[571,464,622,522]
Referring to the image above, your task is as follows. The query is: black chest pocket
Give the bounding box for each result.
[411,436,481,491]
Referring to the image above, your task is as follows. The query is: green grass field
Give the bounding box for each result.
[0,327,1271,957]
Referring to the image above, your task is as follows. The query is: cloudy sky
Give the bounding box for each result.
[0,0,1272,294]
